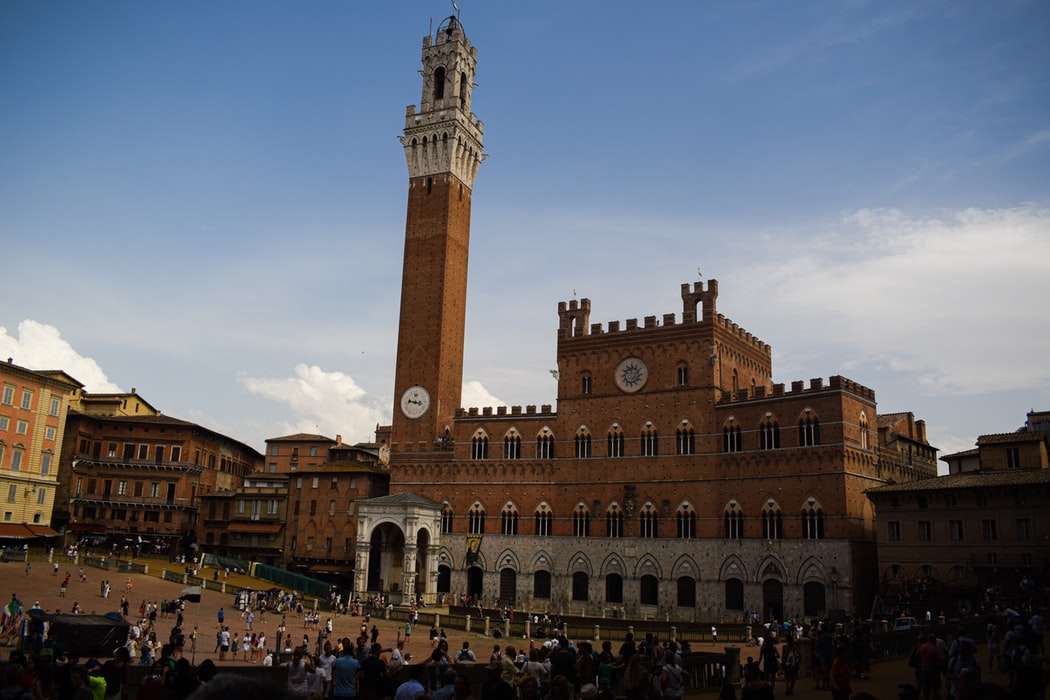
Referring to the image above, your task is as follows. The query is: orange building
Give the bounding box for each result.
[0,360,81,541]
[353,14,938,622]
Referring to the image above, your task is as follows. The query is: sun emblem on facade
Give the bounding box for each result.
[614,357,649,393]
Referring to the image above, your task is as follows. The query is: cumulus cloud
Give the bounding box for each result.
[0,320,122,392]
[238,365,508,445]
[462,380,506,410]
[238,364,390,444]
[737,203,1050,396]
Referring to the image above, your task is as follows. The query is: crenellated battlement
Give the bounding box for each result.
[716,374,876,404]
[557,280,770,354]
[455,404,555,419]
[557,298,592,339]
[713,314,772,355]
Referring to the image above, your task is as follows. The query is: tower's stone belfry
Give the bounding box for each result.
[391,15,485,455]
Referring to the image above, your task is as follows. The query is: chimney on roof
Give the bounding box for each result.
[336,434,343,445]
[131,388,137,394]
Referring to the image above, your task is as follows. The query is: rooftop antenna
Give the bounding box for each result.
[451,0,460,19]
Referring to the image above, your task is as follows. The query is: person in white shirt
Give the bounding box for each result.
[391,640,405,665]
[318,641,338,696]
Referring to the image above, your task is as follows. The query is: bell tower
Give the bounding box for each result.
[391,15,485,454]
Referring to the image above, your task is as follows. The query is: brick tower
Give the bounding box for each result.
[391,15,485,454]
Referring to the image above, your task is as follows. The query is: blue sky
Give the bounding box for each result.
[2,1,1048,460]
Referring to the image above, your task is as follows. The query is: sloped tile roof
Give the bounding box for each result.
[866,468,1050,494]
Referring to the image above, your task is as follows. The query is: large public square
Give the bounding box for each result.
[2,553,1025,699]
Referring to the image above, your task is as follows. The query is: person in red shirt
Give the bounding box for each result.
[829,647,853,700]
[918,634,947,700]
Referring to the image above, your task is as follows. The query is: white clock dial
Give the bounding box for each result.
[399,385,431,419]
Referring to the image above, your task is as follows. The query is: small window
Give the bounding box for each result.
[950,520,963,541]
[982,519,997,541]
[606,508,623,538]
[49,397,60,416]
[581,375,592,395]
[677,365,689,386]
[887,521,901,541]
[723,424,742,453]
[676,426,695,455]
[640,428,658,457]
[21,390,33,410]
[572,506,590,537]
[639,505,659,539]
[468,507,486,535]
[724,505,744,539]
[918,521,932,541]
[799,414,821,447]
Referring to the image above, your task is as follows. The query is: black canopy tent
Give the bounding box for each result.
[26,609,130,659]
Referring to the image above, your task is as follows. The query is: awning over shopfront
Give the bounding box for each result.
[0,523,59,539]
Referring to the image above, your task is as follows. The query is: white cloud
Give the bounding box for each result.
[462,380,506,410]
[735,204,1050,396]
[0,320,122,392]
[238,365,509,446]
[238,364,390,444]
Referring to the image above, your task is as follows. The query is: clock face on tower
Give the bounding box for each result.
[614,357,650,393]
[399,385,431,419]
